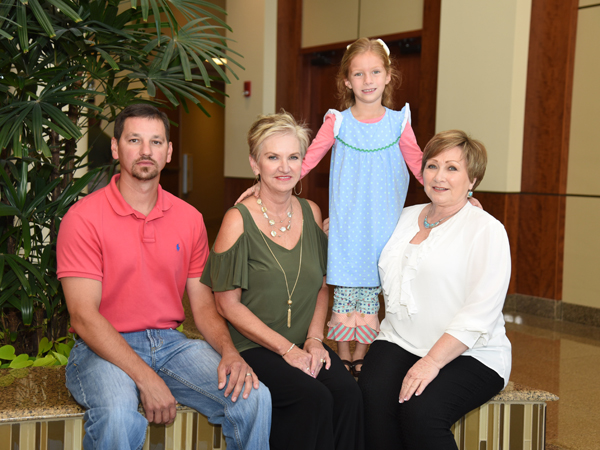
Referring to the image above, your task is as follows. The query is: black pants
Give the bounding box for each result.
[242,344,364,450]
[358,340,504,450]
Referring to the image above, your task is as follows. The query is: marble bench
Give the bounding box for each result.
[0,366,226,450]
[450,381,559,450]
[0,367,557,450]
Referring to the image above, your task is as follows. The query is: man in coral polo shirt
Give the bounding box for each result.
[57,104,271,450]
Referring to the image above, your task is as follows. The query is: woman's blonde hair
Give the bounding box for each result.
[336,38,401,111]
[247,111,311,161]
[421,130,488,189]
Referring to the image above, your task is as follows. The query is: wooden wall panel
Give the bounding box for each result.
[417,0,440,145]
[522,0,578,194]
[517,0,578,299]
[517,195,566,299]
[276,0,303,117]
[223,177,255,212]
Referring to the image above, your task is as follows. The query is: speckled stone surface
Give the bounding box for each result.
[0,367,557,424]
[0,366,197,423]
[0,366,82,422]
[490,381,558,402]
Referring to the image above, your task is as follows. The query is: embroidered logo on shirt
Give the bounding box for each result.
[176,244,180,251]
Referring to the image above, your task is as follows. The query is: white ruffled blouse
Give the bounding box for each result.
[377,202,512,386]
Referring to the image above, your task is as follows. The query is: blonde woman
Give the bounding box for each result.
[201,112,364,450]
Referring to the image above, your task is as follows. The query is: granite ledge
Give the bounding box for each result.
[490,381,559,402]
[0,402,196,424]
[0,368,557,423]
[0,366,199,423]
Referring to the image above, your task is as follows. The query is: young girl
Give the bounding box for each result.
[299,38,423,376]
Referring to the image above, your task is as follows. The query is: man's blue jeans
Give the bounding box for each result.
[65,329,271,450]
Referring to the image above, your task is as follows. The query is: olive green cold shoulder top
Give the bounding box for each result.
[201,198,328,353]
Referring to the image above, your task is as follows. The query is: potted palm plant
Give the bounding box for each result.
[0,0,241,367]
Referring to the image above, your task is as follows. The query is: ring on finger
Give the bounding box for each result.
[245,372,252,377]
[320,358,326,363]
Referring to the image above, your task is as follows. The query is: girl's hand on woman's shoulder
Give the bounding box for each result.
[468,197,483,210]
[235,182,261,205]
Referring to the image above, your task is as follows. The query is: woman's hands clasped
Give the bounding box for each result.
[282,339,331,378]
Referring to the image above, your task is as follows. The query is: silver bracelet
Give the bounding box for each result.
[282,343,295,357]
[306,336,323,343]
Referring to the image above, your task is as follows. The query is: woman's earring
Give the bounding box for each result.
[467,190,473,198]
[294,179,303,196]
[253,174,261,186]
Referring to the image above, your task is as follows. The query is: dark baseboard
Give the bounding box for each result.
[504,294,600,328]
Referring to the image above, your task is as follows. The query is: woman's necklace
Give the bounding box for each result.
[257,198,292,237]
[259,224,303,328]
[423,206,460,229]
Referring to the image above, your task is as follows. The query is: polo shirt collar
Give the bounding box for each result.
[106,174,173,219]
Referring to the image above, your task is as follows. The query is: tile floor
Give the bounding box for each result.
[504,312,600,450]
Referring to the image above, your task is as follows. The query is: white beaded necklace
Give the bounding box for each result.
[257,197,293,237]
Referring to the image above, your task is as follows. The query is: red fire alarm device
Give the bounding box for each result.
[243,81,251,97]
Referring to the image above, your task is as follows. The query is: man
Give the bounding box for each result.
[57,104,271,450]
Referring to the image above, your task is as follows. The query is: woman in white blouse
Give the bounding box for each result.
[358,130,511,450]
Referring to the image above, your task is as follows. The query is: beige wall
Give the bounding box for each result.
[563,5,600,308]
[224,0,277,178]
[359,0,422,39]
[436,0,531,193]
[302,0,423,48]
[302,0,359,48]
[566,6,600,196]
[563,198,600,308]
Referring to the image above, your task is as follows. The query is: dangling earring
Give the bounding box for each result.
[253,174,261,186]
[467,190,473,198]
[294,179,303,196]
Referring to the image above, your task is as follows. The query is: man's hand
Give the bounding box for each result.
[218,350,259,402]
[138,371,178,424]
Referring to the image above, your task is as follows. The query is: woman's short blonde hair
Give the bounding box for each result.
[421,130,488,189]
[336,38,401,111]
[247,111,311,161]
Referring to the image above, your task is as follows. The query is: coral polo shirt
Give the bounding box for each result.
[57,174,208,333]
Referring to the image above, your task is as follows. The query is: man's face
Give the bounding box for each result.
[111,117,173,181]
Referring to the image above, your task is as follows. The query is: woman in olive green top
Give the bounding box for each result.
[201,112,364,450]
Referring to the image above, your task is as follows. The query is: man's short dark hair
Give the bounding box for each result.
[114,104,170,142]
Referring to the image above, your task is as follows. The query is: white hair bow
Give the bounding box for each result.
[376,39,391,60]
[347,38,391,63]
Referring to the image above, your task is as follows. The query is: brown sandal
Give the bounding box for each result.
[340,359,354,373]
[351,359,364,378]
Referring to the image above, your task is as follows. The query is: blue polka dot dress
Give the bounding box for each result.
[327,106,411,288]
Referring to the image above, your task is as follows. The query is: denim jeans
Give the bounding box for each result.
[65,329,271,450]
